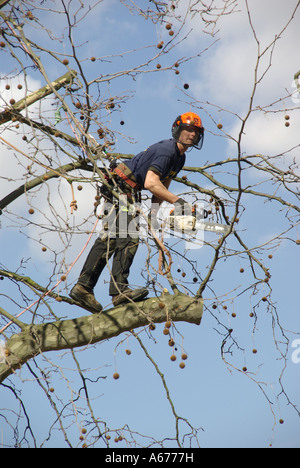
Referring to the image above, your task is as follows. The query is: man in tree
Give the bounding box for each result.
[70,112,205,313]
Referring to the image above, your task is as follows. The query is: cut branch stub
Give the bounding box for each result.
[0,70,78,125]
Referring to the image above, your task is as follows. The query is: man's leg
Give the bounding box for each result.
[77,236,115,291]
[109,236,139,296]
[70,203,117,313]
[109,208,148,305]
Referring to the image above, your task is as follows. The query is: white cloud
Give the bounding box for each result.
[175,0,300,170]
[229,110,300,158]
[185,0,300,113]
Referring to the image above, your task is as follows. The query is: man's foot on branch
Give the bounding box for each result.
[112,288,149,306]
[70,284,103,314]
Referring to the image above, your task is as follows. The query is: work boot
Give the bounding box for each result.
[70,284,103,314]
[112,288,148,307]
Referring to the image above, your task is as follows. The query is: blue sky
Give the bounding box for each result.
[1,0,300,448]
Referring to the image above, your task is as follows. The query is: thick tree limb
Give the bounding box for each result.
[0,292,203,383]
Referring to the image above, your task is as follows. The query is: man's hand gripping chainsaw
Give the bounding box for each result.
[166,200,231,235]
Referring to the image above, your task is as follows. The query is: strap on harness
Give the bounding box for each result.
[114,162,141,190]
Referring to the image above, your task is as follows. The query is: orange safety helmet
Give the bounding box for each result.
[172,112,204,149]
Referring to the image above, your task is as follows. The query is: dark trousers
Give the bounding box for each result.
[78,199,139,296]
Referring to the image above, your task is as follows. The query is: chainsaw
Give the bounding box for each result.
[165,206,231,235]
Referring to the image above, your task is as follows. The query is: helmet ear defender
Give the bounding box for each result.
[172,112,204,150]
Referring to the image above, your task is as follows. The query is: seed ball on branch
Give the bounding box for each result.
[170,354,177,362]
[179,362,186,369]
[63,59,69,65]
[113,372,120,380]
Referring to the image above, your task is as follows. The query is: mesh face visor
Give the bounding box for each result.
[188,125,204,150]
[172,122,205,150]
[172,113,204,150]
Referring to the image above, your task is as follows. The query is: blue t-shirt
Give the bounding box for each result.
[125,139,186,188]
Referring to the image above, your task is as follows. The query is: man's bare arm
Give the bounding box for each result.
[144,171,179,209]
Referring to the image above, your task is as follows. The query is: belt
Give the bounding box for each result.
[114,162,141,191]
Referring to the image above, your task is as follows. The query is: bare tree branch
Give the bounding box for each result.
[0,293,203,384]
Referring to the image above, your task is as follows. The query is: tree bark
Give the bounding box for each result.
[0,0,12,9]
[0,292,203,383]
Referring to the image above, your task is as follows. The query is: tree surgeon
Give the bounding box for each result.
[70,112,205,313]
